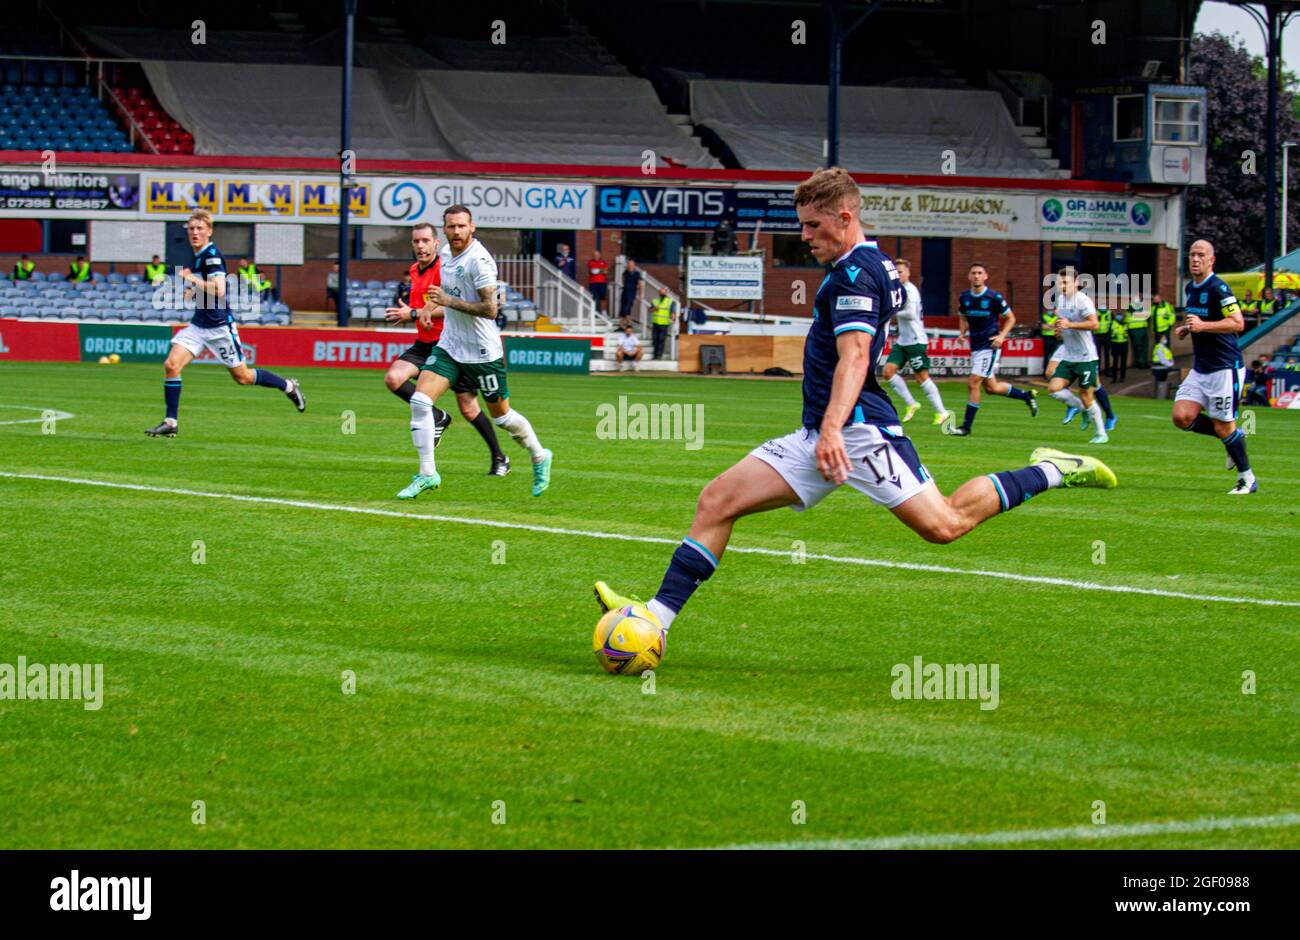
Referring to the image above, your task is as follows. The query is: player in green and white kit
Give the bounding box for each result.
[397,204,553,499]
[880,258,950,425]
[1046,268,1107,444]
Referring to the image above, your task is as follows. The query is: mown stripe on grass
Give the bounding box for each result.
[4,469,1300,608]
[710,811,1300,849]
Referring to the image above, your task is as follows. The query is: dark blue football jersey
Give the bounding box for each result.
[958,287,1010,351]
[1183,274,1243,372]
[801,241,901,429]
[189,242,232,330]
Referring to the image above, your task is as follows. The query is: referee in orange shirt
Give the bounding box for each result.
[384,222,510,475]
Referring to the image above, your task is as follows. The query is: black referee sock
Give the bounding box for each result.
[470,410,506,460]
[392,380,417,402]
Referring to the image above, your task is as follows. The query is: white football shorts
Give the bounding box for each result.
[172,322,246,369]
[749,423,934,512]
[1175,366,1245,422]
[970,347,1002,378]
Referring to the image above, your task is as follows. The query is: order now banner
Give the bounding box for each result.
[0,320,601,374]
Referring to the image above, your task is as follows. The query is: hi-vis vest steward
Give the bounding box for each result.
[145,262,167,282]
[1041,310,1057,336]
[68,260,90,282]
[1126,303,1150,326]
[1096,308,1112,334]
[651,295,675,325]
[1109,316,1129,343]
[1153,302,1175,332]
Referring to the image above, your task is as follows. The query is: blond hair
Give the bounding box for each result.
[895,258,911,269]
[793,167,860,213]
[187,209,213,228]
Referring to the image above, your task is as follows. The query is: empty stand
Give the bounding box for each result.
[0,82,132,153]
[0,271,292,325]
[139,61,718,166]
[691,81,1061,178]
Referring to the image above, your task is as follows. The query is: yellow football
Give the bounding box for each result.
[592,604,666,675]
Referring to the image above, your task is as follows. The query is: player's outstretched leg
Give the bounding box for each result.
[596,457,798,630]
[399,370,451,499]
[991,377,1038,416]
[456,391,509,476]
[948,372,982,436]
[916,374,949,425]
[1051,387,1083,424]
[1172,401,1255,494]
[885,372,920,423]
[230,364,305,412]
[1094,385,1117,431]
[489,399,551,495]
[892,448,1116,544]
[146,344,193,436]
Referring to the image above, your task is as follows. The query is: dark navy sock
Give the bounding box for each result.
[1185,414,1218,437]
[470,410,506,460]
[1004,385,1032,402]
[254,368,288,391]
[164,378,181,421]
[988,466,1051,513]
[1094,385,1115,420]
[962,402,980,430]
[1223,429,1251,472]
[392,380,417,402]
[652,537,717,615]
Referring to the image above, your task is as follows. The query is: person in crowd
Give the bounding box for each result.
[587,248,609,314]
[618,258,643,328]
[326,262,340,310]
[616,324,643,372]
[554,243,576,280]
[145,254,167,286]
[11,253,34,282]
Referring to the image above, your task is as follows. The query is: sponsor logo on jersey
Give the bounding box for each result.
[836,295,874,311]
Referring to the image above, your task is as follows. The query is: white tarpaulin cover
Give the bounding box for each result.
[691,81,1054,178]
[140,61,717,167]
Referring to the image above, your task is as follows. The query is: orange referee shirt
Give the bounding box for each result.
[408,258,442,343]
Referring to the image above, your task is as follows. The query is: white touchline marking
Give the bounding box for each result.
[3,470,1299,608]
[0,406,75,426]
[708,811,1300,850]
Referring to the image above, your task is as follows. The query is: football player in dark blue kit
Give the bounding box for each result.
[946,263,1037,436]
[593,168,1117,633]
[1171,239,1255,494]
[145,210,305,437]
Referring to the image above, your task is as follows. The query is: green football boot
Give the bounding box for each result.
[594,580,643,614]
[531,449,553,497]
[1028,447,1118,489]
[396,472,440,500]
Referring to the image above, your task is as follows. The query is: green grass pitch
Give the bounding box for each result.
[0,361,1296,849]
